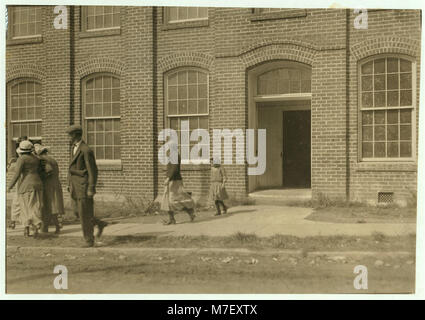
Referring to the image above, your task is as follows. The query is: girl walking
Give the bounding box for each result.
[7,140,44,237]
[209,158,229,216]
[160,144,196,225]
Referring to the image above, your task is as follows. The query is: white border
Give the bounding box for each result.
[1,0,424,300]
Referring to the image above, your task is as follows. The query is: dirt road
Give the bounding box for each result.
[6,247,415,294]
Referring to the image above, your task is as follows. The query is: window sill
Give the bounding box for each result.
[97,160,122,171]
[250,9,307,22]
[79,28,121,39]
[7,35,43,46]
[161,19,209,31]
[355,161,417,172]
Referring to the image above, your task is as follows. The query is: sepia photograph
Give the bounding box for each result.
[2,1,423,297]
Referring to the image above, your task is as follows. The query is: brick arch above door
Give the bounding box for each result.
[350,37,420,61]
[240,42,317,69]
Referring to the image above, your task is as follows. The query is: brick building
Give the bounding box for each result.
[5,6,421,206]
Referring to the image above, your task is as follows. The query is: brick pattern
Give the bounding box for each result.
[6,7,421,206]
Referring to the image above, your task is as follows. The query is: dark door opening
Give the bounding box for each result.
[282,110,311,188]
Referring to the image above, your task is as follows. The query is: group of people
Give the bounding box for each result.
[7,136,64,237]
[158,146,230,225]
[7,124,230,247]
[7,125,108,247]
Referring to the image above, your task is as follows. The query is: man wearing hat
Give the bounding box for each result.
[66,124,108,247]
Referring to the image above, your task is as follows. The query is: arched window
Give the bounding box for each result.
[82,74,121,161]
[7,79,42,156]
[164,68,209,160]
[257,66,311,95]
[359,56,415,160]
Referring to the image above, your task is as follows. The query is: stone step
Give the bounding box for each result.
[248,189,312,206]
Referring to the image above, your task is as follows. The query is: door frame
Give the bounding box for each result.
[247,60,312,192]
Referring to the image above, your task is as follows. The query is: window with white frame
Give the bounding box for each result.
[9,6,42,38]
[360,56,415,160]
[165,7,208,23]
[83,6,120,31]
[8,79,43,155]
[83,74,121,161]
[165,68,209,160]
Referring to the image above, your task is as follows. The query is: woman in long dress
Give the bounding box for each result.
[7,140,44,237]
[34,144,64,234]
[160,153,196,225]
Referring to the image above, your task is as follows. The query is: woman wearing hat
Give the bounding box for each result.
[7,140,44,237]
[7,136,28,229]
[35,144,64,234]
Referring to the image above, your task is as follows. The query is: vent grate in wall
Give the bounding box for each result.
[378,192,394,204]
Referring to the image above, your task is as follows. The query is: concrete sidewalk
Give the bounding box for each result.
[7,205,416,238]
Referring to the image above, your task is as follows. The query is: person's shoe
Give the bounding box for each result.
[81,242,94,248]
[9,221,16,229]
[214,212,221,216]
[54,225,61,234]
[24,227,30,237]
[96,221,108,238]
[188,209,196,222]
[222,205,228,214]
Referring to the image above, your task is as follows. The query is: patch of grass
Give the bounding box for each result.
[7,233,416,253]
[307,205,416,224]
[231,232,259,244]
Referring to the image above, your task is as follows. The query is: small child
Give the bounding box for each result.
[209,157,229,216]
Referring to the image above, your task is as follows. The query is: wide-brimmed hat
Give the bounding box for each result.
[34,144,49,156]
[16,140,33,154]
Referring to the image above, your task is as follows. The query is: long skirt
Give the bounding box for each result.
[159,180,194,212]
[43,178,65,215]
[11,189,21,222]
[208,181,229,202]
[17,190,43,227]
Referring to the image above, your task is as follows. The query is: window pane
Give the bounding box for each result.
[374,126,385,141]
[198,99,207,114]
[188,100,197,114]
[387,74,398,90]
[168,101,177,115]
[400,59,412,72]
[400,73,412,89]
[400,125,411,140]
[362,142,373,157]
[178,100,188,115]
[400,109,412,124]
[387,110,398,124]
[374,111,385,124]
[374,75,385,91]
[374,142,385,157]
[387,125,398,141]
[362,126,373,141]
[387,142,398,157]
[387,91,399,107]
[361,61,372,77]
[400,142,411,157]
[400,90,412,106]
[374,92,386,107]
[374,59,385,74]
[387,58,398,73]
[362,93,373,108]
[362,76,373,91]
